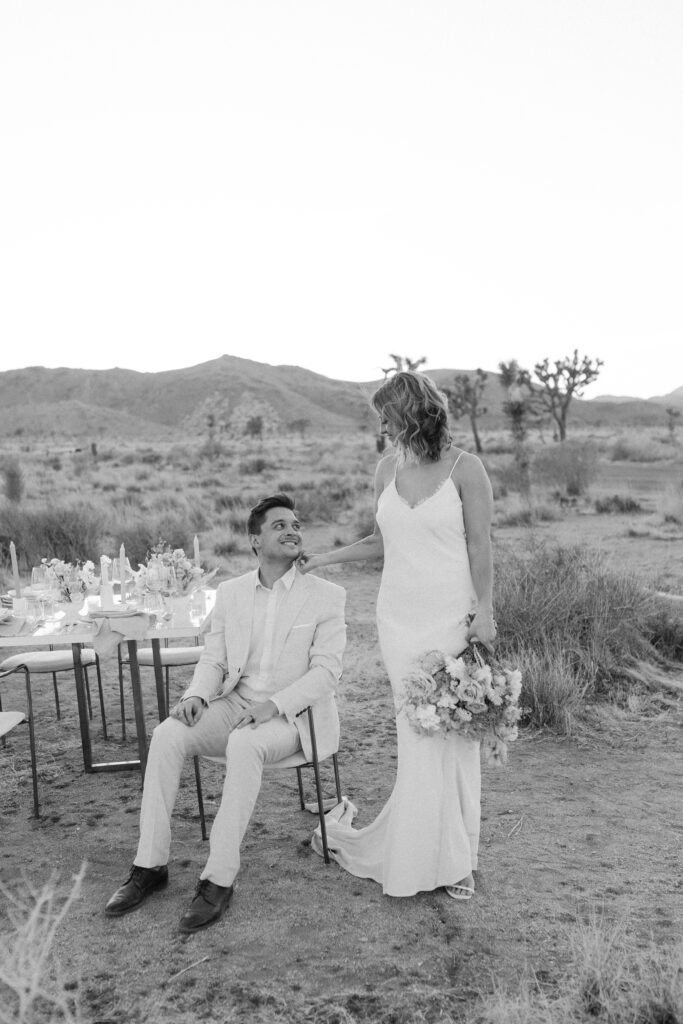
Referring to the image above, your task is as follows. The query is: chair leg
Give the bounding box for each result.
[307,707,330,864]
[83,667,94,720]
[295,766,306,810]
[194,755,208,841]
[23,668,40,817]
[117,647,127,740]
[93,655,108,740]
[165,666,170,716]
[332,753,342,803]
[51,672,62,720]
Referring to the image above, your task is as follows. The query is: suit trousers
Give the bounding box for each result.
[134,691,302,886]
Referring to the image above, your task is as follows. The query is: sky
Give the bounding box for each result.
[1,0,681,400]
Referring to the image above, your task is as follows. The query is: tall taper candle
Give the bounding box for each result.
[119,544,126,602]
[100,556,108,585]
[10,541,21,597]
[194,535,200,567]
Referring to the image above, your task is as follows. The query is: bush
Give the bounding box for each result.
[239,457,271,475]
[1,457,25,503]
[479,914,683,1023]
[0,504,104,565]
[494,542,680,732]
[532,441,598,496]
[594,494,643,514]
[610,437,669,462]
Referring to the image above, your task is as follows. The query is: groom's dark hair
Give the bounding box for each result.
[247,493,297,552]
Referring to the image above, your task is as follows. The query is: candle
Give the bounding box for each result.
[119,544,126,601]
[100,556,108,585]
[193,535,200,568]
[10,541,21,597]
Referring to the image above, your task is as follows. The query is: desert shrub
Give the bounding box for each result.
[112,511,207,565]
[239,457,271,475]
[532,440,598,496]
[0,456,25,503]
[213,537,241,557]
[300,481,355,522]
[594,494,643,514]
[610,437,669,462]
[490,459,530,496]
[139,449,163,466]
[479,914,683,1024]
[494,542,680,730]
[0,504,104,564]
[496,498,561,527]
[47,455,62,472]
[215,494,248,513]
[0,866,86,1023]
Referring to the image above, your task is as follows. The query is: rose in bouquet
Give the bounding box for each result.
[400,642,523,764]
[39,558,99,602]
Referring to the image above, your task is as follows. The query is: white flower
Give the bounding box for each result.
[507,670,523,702]
[444,656,468,681]
[414,704,442,732]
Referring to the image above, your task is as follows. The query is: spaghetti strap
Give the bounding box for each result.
[449,450,465,477]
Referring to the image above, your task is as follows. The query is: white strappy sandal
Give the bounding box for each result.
[445,881,475,901]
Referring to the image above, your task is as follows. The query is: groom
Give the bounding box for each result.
[105,493,346,933]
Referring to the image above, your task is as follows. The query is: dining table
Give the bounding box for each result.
[0,590,216,779]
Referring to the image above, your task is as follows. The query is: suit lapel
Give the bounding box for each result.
[270,572,311,667]
[225,571,257,676]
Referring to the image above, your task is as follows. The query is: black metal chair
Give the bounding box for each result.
[193,706,343,863]
[0,691,39,817]
[0,646,108,737]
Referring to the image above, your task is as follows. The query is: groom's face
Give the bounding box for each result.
[250,507,303,564]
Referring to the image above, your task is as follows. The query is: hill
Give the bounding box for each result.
[0,357,675,442]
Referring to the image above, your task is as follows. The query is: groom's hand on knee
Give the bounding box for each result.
[234,700,278,730]
[170,696,205,727]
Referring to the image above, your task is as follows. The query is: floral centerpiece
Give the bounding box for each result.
[133,540,217,596]
[400,642,523,764]
[38,558,99,602]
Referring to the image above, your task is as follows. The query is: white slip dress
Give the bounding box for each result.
[319,455,482,897]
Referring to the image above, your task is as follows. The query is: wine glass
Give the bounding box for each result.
[31,564,51,593]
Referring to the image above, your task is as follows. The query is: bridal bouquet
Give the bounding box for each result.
[400,643,523,763]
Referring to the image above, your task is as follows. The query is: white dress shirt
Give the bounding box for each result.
[235,563,298,714]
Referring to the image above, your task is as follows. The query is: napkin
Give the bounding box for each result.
[0,617,32,638]
[89,613,151,659]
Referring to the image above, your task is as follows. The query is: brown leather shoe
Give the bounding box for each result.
[105,865,169,917]
[178,879,234,934]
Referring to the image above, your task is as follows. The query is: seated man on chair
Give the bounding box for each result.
[105,492,346,934]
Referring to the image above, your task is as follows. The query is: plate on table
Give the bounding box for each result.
[84,606,137,619]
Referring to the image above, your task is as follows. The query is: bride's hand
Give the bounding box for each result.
[297,552,322,574]
[466,610,497,651]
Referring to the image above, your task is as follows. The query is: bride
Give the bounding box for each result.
[300,371,496,899]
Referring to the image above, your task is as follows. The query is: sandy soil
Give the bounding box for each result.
[1,511,682,1023]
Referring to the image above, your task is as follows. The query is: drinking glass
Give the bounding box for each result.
[31,565,51,593]
[143,590,166,622]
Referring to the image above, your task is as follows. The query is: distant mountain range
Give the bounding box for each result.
[0,356,679,442]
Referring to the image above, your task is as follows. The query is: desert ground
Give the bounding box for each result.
[1,426,682,1023]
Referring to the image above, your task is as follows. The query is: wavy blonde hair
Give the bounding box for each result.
[371,371,451,462]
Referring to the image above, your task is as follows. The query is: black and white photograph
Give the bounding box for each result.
[1,2,682,1022]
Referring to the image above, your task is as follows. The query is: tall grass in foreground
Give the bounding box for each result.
[494,542,683,733]
[478,914,683,1024]
[0,865,85,1023]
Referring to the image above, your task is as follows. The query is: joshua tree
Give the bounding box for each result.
[665,406,681,444]
[532,350,603,441]
[498,361,541,498]
[443,370,488,454]
[244,415,264,441]
[382,354,427,377]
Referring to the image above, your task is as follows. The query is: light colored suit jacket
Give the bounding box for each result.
[183,569,346,761]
